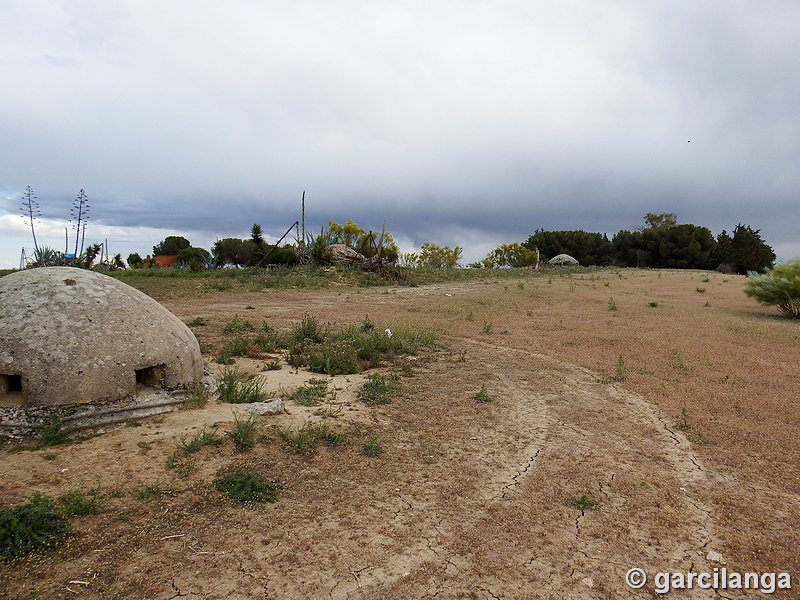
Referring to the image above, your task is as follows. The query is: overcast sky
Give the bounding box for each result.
[2,1,799,269]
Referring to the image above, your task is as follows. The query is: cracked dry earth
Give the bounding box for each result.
[2,270,798,599]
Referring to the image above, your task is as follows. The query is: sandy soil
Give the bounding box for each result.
[1,269,798,599]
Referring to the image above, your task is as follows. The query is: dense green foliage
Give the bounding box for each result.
[521,214,774,272]
[479,243,539,268]
[524,230,615,266]
[0,493,71,561]
[152,235,190,256]
[413,243,463,268]
[612,224,716,269]
[215,470,282,503]
[712,224,776,274]
[743,259,800,318]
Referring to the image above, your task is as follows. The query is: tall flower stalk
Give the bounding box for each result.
[71,189,90,258]
[20,186,42,260]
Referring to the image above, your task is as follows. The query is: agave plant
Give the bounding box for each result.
[30,246,65,267]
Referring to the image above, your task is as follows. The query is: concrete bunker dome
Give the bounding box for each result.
[0,267,203,408]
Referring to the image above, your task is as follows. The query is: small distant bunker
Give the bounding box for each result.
[0,267,203,412]
[547,254,580,267]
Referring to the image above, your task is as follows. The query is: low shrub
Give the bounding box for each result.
[37,412,75,448]
[288,378,330,406]
[215,470,282,504]
[230,412,259,452]
[743,259,800,318]
[182,381,209,409]
[59,488,104,516]
[358,373,398,405]
[0,493,71,561]
[178,424,223,453]
[279,421,345,456]
[217,367,266,404]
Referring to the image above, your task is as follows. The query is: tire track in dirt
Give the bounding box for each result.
[333,338,740,599]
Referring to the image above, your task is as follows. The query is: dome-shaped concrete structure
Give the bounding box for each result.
[0,267,203,410]
[546,253,580,267]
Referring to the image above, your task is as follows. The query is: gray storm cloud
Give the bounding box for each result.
[1,1,799,265]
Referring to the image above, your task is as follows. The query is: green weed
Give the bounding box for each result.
[230,412,259,452]
[182,381,209,409]
[288,378,330,406]
[475,383,492,403]
[178,424,222,453]
[357,373,398,406]
[217,367,266,404]
[279,421,345,456]
[361,434,384,457]
[0,493,71,561]
[59,488,104,516]
[222,314,256,335]
[37,412,75,448]
[131,482,178,500]
[215,470,282,504]
[568,493,601,511]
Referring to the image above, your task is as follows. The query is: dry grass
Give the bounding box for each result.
[1,268,798,599]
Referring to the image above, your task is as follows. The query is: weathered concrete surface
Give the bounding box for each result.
[0,267,203,407]
[546,253,580,266]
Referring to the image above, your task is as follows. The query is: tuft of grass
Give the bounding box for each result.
[648,301,659,308]
[361,434,384,457]
[59,488,104,516]
[37,412,75,448]
[215,470,282,504]
[568,493,601,511]
[131,482,178,500]
[230,412,259,452]
[217,337,250,364]
[288,378,330,406]
[475,383,492,403]
[482,321,494,335]
[598,355,628,384]
[357,373,398,406]
[696,286,706,293]
[217,367,266,404]
[677,407,693,432]
[222,314,256,334]
[0,493,71,561]
[182,381,209,409]
[607,297,618,311]
[178,424,223,453]
[279,421,345,456]
[186,316,208,327]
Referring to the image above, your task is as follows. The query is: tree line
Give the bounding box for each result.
[519,213,776,274]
